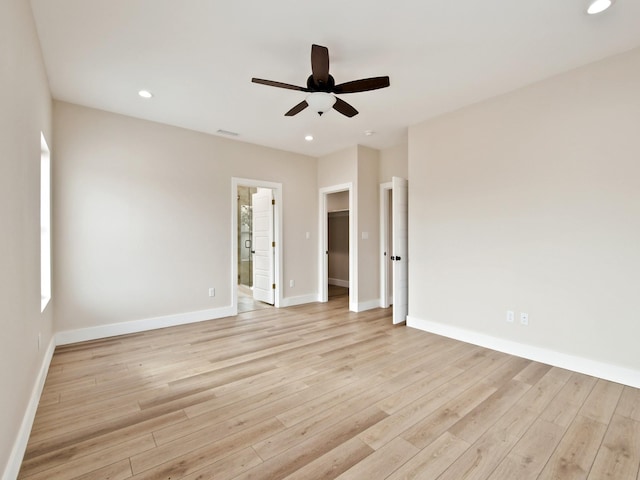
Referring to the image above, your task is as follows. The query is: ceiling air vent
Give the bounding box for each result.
[216,129,239,137]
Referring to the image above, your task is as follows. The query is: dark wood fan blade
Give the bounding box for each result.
[332,76,390,94]
[285,100,309,116]
[311,44,329,84]
[333,97,358,117]
[252,78,309,92]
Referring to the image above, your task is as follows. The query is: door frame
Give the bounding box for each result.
[231,177,283,314]
[379,181,392,308]
[318,183,357,311]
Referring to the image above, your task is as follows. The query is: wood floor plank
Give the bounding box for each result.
[385,432,470,480]
[24,409,188,463]
[436,378,555,480]
[579,379,624,425]
[20,434,154,480]
[400,380,497,449]
[513,361,553,386]
[234,406,387,480]
[182,366,318,417]
[436,429,516,480]
[540,372,598,428]
[156,380,309,446]
[447,379,531,444]
[334,437,418,480]
[616,386,640,421]
[514,367,572,415]
[21,411,186,477]
[130,418,283,478]
[587,414,640,480]
[71,458,133,480]
[19,296,640,480]
[487,418,565,480]
[275,348,460,430]
[537,414,609,480]
[253,375,399,461]
[176,447,262,480]
[280,436,374,480]
[374,348,507,420]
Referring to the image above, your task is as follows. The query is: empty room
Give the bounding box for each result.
[2,0,640,479]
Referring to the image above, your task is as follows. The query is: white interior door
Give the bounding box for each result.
[252,188,274,304]
[392,176,408,324]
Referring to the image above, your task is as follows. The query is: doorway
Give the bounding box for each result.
[237,186,256,291]
[327,193,349,300]
[232,178,283,314]
[319,183,356,311]
[380,182,393,308]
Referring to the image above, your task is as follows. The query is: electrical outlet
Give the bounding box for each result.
[289,280,295,288]
[208,287,215,297]
[506,311,514,323]
[520,312,529,326]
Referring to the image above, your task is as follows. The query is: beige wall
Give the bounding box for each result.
[327,191,349,212]
[379,137,408,183]
[317,146,358,189]
[357,146,381,306]
[0,0,53,475]
[408,48,640,372]
[53,102,318,331]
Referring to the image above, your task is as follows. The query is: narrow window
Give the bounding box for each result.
[40,133,51,311]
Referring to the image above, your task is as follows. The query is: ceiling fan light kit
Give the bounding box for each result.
[305,92,336,116]
[587,0,614,14]
[252,44,390,118]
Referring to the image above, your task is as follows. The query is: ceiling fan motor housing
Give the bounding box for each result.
[307,74,335,92]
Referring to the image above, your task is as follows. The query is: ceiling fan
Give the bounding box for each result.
[252,44,390,118]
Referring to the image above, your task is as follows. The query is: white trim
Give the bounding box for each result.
[4,338,55,480]
[56,306,235,345]
[328,278,349,288]
[232,178,283,313]
[407,315,640,389]
[280,294,319,307]
[357,299,382,313]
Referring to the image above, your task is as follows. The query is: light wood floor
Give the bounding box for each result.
[237,288,273,314]
[20,296,640,479]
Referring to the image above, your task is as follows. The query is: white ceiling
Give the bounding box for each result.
[30,0,640,157]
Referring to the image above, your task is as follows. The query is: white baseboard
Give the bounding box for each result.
[328,278,349,288]
[280,294,318,308]
[3,338,55,480]
[407,315,640,389]
[56,305,235,345]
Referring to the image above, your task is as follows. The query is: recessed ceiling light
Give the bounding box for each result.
[587,0,614,14]
[138,90,153,99]
[364,130,375,136]
[304,135,314,142]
